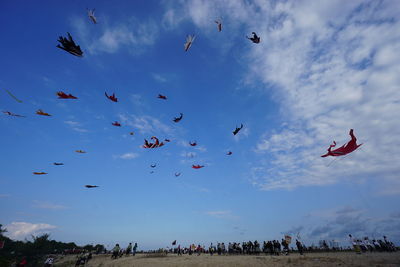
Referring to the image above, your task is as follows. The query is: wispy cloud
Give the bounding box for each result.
[71,16,158,55]
[152,73,167,83]
[4,222,56,240]
[32,200,68,210]
[118,114,174,136]
[113,152,139,160]
[64,120,88,133]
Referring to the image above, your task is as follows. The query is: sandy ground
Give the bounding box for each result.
[55,252,400,267]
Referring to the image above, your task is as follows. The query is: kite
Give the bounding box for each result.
[173,113,183,123]
[4,89,22,103]
[112,121,121,127]
[164,139,171,142]
[33,172,47,175]
[105,92,118,102]
[172,240,177,246]
[215,19,222,32]
[75,150,86,153]
[53,162,64,165]
[192,165,204,169]
[150,164,156,168]
[157,94,167,100]
[246,32,261,44]
[226,151,233,155]
[87,8,97,24]
[184,35,195,52]
[143,136,164,148]
[3,111,25,117]
[175,172,181,177]
[85,185,99,188]
[57,91,78,99]
[321,129,362,157]
[129,132,134,135]
[56,32,83,57]
[36,109,51,116]
[233,124,243,135]
[189,141,197,147]
[150,171,154,174]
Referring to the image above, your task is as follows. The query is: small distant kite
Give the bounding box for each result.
[173,113,183,123]
[175,172,181,177]
[226,151,233,155]
[53,162,64,165]
[105,92,118,102]
[189,141,197,147]
[85,185,99,188]
[57,91,77,99]
[56,32,83,57]
[4,89,22,103]
[150,164,156,168]
[129,132,134,135]
[184,35,195,52]
[192,165,204,169]
[157,94,167,100]
[164,139,171,142]
[143,136,165,148]
[33,172,47,175]
[172,240,177,246]
[3,111,25,117]
[321,129,362,157]
[233,124,243,135]
[112,121,121,127]
[87,8,97,24]
[36,109,51,116]
[150,171,154,174]
[215,19,222,32]
[246,32,261,44]
[75,150,86,153]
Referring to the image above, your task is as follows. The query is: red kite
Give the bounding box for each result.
[321,129,362,157]
[105,92,118,102]
[85,185,99,188]
[184,35,195,52]
[112,121,121,127]
[143,136,165,148]
[87,8,97,24]
[247,32,260,43]
[57,32,83,57]
[3,111,25,117]
[192,165,204,169]
[189,141,197,146]
[33,172,47,175]
[226,151,233,155]
[4,89,22,103]
[173,113,183,123]
[75,150,86,153]
[157,94,167,100]
[233,124,243,135]
[215,19,222,32]
[53,162,64,165]
[57,91,77,99]
[36,109,51,116]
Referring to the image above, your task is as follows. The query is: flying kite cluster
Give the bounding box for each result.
[2,7,363,190]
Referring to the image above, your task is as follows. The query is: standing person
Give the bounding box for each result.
[126,243,132,255]
[296,239,303,255]
[111,244,120,259]
[209,243,214,256]
[177,245,182,256]
[349,235,361,254]
[132,243,138,256]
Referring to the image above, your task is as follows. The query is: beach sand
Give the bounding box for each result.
[56,251,400,267]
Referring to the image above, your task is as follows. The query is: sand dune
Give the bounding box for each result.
[56,252,400,267]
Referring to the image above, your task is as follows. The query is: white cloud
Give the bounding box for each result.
[118,114,174,136]
[152,73,167,83]
[33,200,68,210]
[64,121,88,133]
[4,222,56,240]
[114,152,139,160]
[71,16,158,55]
[205,210,238,220]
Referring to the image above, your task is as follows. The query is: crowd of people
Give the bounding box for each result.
[349,235,396,254]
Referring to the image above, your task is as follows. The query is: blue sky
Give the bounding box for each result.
[1,0,400,250]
